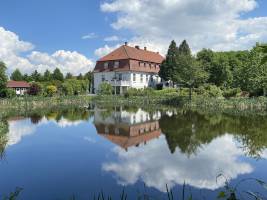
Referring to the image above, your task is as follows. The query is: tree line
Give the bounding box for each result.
[159,40,267,98]
[0,64,93,97]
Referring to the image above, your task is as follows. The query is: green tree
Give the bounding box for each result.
[77,73,83,80]
[22,73,31,82]
[10,69,23,81]
[209,54,233,87]
[259,44,267,65]
[52,68,64,81]
[65,72,73,79]
[31,70,42,82]
[174,42,208,99]
[43,69,52,81]
[178,40,191,56]
[159,40,179,82]
[84,71,93,93]
[0,61,8,97]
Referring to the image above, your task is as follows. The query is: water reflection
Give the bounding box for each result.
[94,107,161,151]
[0,105,267,197]
[92,106,267,192]
[0,107,92,153]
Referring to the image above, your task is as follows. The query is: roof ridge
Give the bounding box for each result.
[122,45,130,58]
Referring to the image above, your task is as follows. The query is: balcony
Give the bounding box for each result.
[110,79,131,86]
[110,80,131,86]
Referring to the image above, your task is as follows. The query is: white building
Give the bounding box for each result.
[93,43,164,94]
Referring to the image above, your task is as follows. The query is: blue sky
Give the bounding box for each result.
[0,0,267,75]
[0,0,124,58]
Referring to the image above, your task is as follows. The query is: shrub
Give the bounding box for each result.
[156,83,163,90]
[99,82,112,95]
[46,85,57,97]
[124,88,139,98]
[5,88,16,98]
[223,88,242,98]
[28,82,42,96]
[197,84,223,98]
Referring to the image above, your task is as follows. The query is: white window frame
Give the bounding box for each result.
[133,73,136,82]
[104,62,109,69]
[114,61,119,68]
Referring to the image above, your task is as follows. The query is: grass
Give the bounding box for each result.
[0,95,92,111]
[2,178,267,200]
[93,94,267,116]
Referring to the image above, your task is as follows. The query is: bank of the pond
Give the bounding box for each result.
[0,95,92,111]
[92,94,267,114]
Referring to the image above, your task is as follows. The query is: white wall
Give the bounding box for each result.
[93,71,161,93]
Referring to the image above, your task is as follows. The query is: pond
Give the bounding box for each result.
[0,105,267,199]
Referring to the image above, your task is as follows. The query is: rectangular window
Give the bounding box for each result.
[114,61,119,68]
[133,73,136,82]
[104,62,109,69]
[146,74,149,82]
[118,74,122,80]
[141,74,143,83]
[102,74,105,82]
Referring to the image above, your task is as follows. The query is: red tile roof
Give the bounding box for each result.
[98,45,164,63]
[7,81,30,88]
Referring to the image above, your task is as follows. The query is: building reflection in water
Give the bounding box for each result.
[93,107,162,151]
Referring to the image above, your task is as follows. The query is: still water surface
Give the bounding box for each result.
[0,106,267,199]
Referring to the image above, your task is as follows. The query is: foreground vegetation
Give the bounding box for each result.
[0,95,92,111]
[94,87,267,114]
[2,178,267,200]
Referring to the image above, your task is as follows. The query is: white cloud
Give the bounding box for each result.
[28,50,94,75]
[104,35,120,42]
[100,0,267,53]
[6,116,87,146]
[0,26,94,75]
[102,134,253,192]
[82,32,98,39]
[7,119,36,146]
[94,44,121,58]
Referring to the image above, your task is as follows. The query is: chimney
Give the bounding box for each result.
[135,45,140,49]
[144,47,147,51]
[124,42,128,46]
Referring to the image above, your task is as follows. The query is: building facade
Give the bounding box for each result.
[93,43,164,94]
[7,81,30,95]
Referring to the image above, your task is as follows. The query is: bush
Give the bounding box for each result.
[28,82,42,96]
[197,84,223,98]
[223,88,242,98]
[46,85,57,97]
[156,83,163,90]
[99,82,112,95]
[5,88,16,98]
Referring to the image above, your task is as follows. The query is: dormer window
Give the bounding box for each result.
[114,61,119,68]
[104,62,109,69]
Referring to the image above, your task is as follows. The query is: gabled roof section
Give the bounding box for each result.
[7,81,30,88]
[98,45,164,64]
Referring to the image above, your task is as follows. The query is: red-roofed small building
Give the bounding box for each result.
[7,81,30,96]
[93,43,165,94]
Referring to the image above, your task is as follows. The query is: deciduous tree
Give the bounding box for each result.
[10,69,23,81]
